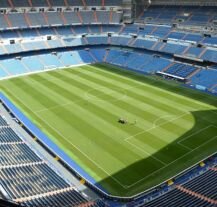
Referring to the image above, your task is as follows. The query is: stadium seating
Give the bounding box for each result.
[0,116,8,126]
[190,68,217,90]
[105,49,172,73]
[23,189,88,207]
[164,63,197,78]
[122,24,138,34]
[184,47,203,57]
[1,163,70,198]
[160,43,187,54]
[152,26,171,38]
[102,25,121,33]
[138,25,157,36]
[133,38,156,49]
[1,24,216,66]
[143,168,217,207]
[78,50,95,63]
[0,143,42,166]
[183,34,203,42]
[22,56,45,72]
[19,29,39,38]
[167,32,186,40]
[0,11,122,30]
[63,37,83,47]
[110,36,131,45]
[0,116,104,207]
[0,48,100,78]
[0,59,28,75]
[57,52,78,66]
[0,66,8,78]
[22,41,47,51]
[143,188,213,207]
[183,170,217,199]
[142,57,171,73]
[0,127,22,143]
[59,12,80,25]
[0,15,10,29]
[7,14,27,28]
[140,5,217,26]
[203,37,217,45]
[90,49,106,62]
[201,49,217,63]
[126,53,153,70]
[0,2,217,207]
[86,36,108,45]
[0,1,10,7]
[23,13,47,27]
[38,54,63,68]
[12,0,30,7]
[80,11,95,24]
[6,0,122,7]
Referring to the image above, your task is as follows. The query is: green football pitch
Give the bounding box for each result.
[0,63,217,197]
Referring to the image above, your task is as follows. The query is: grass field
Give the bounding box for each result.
[0,63,217,197]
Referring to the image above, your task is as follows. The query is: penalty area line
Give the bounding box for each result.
[125,139,167,166]
[5,88,129,189]
[177,124,217,151]
[125,111,190,141]
[178,125,215,145]
[125,135,217,189]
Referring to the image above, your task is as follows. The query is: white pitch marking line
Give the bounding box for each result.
[84,87,127,103]
[34,76,140,113]
[35,87,128,114]
[5,79,217,190]
[125,112,190,141]
[5,88,129,189]
[177,142,192,151]
[153,114,176,127]
[35,102,72,113]
[125,139,167,166]
[88,65,217,107]
[177,125,214,144]
[39,120,129,189]
[33,73,156,114]
[126,135,217,188]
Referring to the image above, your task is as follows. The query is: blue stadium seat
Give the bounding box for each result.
[202,49,217,63]
[1,59,28,75]
[22,56,44,72]
[190,68,217,89]
[90,49,106,62]
[165,63,196,78]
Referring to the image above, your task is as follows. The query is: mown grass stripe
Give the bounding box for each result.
[28,73,156,161]
[87,64,215,109]
[78,66,198,112]
[10,76,148,178]
[46,69,193,149]
[47,70,161,130]
[61,68,191,137]
[0,64,216,197]
[37,70,192,163]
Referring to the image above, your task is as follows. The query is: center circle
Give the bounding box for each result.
[85,87,127,102]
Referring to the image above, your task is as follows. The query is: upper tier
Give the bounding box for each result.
[138,5,217,27]
[0,10,123,29]
[0,0,123,8]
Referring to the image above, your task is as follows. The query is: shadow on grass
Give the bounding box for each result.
[95,109,217,197]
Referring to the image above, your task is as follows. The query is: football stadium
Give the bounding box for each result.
[0,0,216,207]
